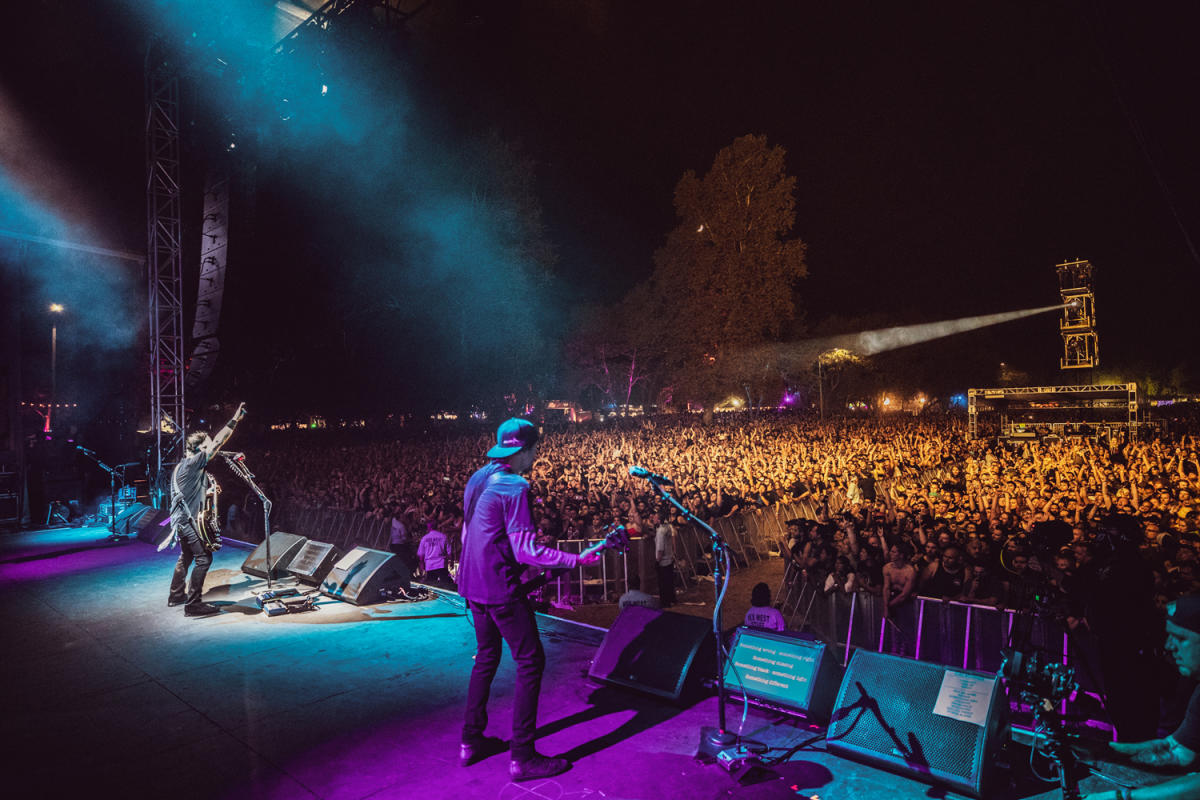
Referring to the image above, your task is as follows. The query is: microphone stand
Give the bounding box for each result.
[77,448,124,539]
[638,472,738,759]
[221,453,275,590]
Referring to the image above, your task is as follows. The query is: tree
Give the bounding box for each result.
[563,290,654,410]
[638,134,808,409]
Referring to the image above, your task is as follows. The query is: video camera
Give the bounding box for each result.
[1000,647,1077,703]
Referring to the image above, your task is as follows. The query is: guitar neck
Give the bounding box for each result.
[579,539,608,559]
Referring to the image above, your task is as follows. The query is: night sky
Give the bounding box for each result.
[2,1,1197,422]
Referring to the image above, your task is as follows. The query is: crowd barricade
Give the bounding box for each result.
[538,535,638,605]
[272,505,391,553]
[775,578,1101,711]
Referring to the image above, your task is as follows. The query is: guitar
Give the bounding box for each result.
[518,524,631,599]
[196,473,223,552]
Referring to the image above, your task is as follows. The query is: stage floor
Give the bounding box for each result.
[0,525,1137,799]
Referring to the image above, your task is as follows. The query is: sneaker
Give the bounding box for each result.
[167,596,186,607]
[184,602,220,617]
[509,753,570,782]
[460,735,507,767]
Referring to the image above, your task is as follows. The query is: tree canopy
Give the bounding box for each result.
[642,134,809,405]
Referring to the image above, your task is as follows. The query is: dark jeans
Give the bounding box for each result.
[463,598,545,760]
[656,561,677,607]
[389,542,417,575]
[883,600,917,657]
[424,567,451,585]
[168,520,212,607]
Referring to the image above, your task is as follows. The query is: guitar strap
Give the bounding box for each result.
[158,460,187,552]
[464,463,506,530]
[159,453,205,552]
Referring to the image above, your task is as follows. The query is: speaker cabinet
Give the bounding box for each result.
[588,606,715,703]
[241,532,309,579]
[129,506,171,545]
[320,546,411,605]
[287,539,340,585]
[827,650,1006,799]
[113,503,152,536]
[723,627,843,721]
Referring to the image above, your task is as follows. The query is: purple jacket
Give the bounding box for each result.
[457,462,579,604]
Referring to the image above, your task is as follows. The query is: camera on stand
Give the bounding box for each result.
[1000,647,1083,800]
[1001,647,1076,705]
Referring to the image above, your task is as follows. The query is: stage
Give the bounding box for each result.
[1,525,1146,799]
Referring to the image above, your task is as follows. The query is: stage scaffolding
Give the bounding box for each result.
[145,39,187,500]
[1057,259,1099,370]
[967,383,1139,441]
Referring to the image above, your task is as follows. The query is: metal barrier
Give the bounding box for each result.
[780,578,1076,670]
[269,505,391,553]
[776,576,1103,721]
[537,536,636,605]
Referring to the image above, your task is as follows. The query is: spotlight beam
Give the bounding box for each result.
[0,228,145,264]
[844,303,1066,356]
[757,303,1070,370]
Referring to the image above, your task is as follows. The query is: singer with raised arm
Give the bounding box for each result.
[164,402,246,618]
[458,418,601,782]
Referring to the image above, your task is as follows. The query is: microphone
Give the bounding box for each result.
[629,466,674,485]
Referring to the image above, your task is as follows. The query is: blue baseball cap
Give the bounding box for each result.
[487,418,539,459]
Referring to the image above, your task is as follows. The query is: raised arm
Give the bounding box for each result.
[202,402,246,459]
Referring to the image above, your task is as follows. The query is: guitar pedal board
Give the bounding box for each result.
[262,594,318,616]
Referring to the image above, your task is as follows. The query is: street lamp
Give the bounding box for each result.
[47,303,63,433]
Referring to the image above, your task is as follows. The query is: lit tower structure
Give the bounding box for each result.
[1056,259,1098,370]
[145,37,187,501]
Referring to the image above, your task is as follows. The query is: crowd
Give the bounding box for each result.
[235,414,1198,612]
[229,410,1199,754]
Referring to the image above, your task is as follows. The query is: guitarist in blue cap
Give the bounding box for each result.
[458,417,601,782]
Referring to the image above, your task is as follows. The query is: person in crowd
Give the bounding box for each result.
[1003,550,1044,611]
[457,418,601,782]
[655,513,678,608]
[417,517,452,585]
[618,574,659,610]
[744,582,786,631]
[882,542,918,655]
[824,555,859,594]
[921,545,968,600]
[388,508,416,574]
[962,560,1005,606]
[165,402,246,618]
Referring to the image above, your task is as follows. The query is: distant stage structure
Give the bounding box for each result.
[1057,259,1098,371]
[967,383,1139,441]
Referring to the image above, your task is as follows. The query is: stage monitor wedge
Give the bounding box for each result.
[320,546,411,605]
[287,540,340,585]
[241,532,308,579]
[130,506,171,546]
[826,650,1006,799]
[588,606,715,704]
[115,503,155,537]
[723,627,842,721]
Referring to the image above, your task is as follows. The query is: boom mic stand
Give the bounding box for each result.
[76,447,127,540]
[634,469,740,760]
[221,452,275,590]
